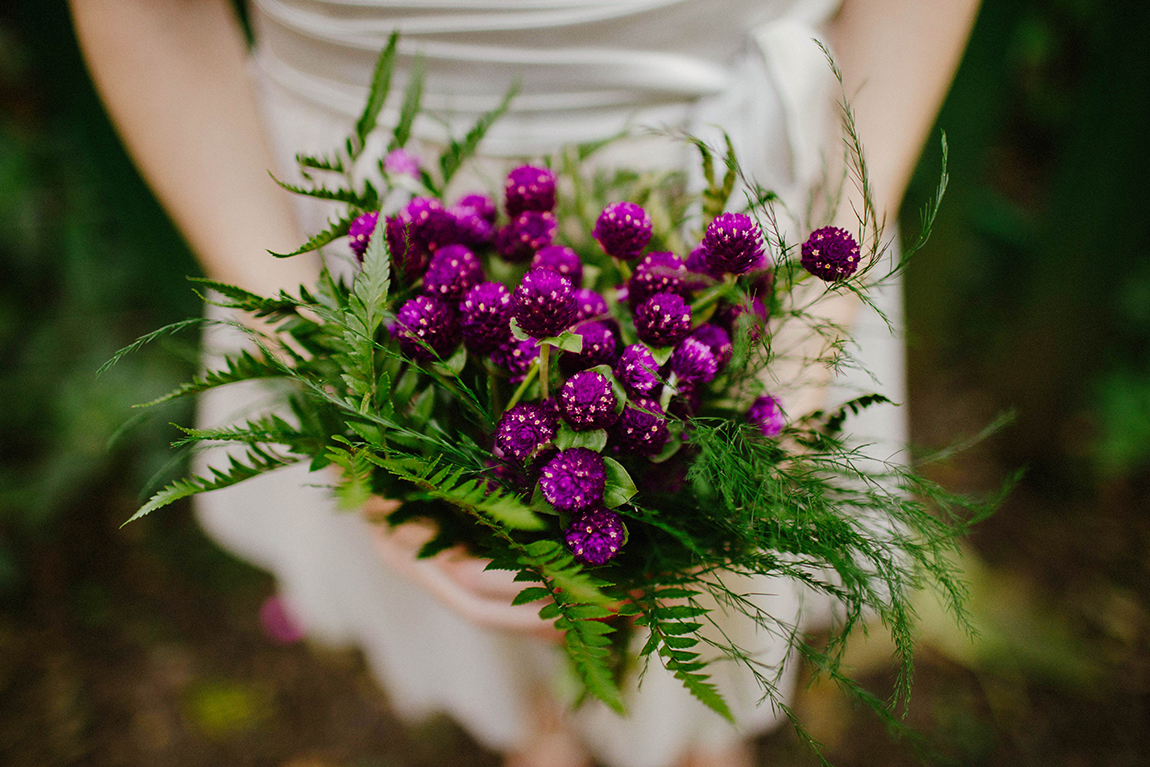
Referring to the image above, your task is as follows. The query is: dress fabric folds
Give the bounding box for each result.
[195,2,907,765]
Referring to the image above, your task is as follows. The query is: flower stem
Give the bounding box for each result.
[505,362,539,412]
[660,373,677,412]
[539,342,551,400]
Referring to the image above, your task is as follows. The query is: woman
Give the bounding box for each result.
[69,2,980,765]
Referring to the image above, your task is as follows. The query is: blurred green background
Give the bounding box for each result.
[1,1,1146,765]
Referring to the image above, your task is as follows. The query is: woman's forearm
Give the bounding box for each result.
[69,0,318,296]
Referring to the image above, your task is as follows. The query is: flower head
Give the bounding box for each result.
[685,244,722,280]
[628,251,690,307]
[395,295,459,360]
[634,292,692,347]
[701,212,764,275]
[450,194,497,247]
[387,197,458,282]
[495,210,556,263]
[460,281,513,354]
[615,344,660,395]
[688,324,732,371]
[669,336,718,384]
[539,448,606,512]
[564,507,625,566]
[383,148,421,178]
[422,244,484,302]
[800,226,861,281]
[558,370,620,431]
[512,267,576,338]
[490,337,540,383]
[593,201,652,260]
[348,211,379,261]
[532,245,584,288]
[610,397,669,457]
[572,289,609,323]
[747,394,786,437]
[560,321,619,375]
[505,165,557,216]
[494,402,558,464]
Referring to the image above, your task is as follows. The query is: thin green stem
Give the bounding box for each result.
[539,342,552,399]
[505,359,539,411]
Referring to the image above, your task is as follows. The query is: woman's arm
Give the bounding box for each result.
[68,0,317,296]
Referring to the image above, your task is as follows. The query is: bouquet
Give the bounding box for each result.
[109,36,995,737]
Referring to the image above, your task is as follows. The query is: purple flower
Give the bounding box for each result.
[748,394,786,437]
[560,321,619,375]
[491,337,540,383]
[505,165,557,216]
[395,295,459,360]
[387,197,457,282]
[532,245,584,288]
[801,226,861,281]
[572,289,609,323]
[450,194,497,247]
[634,292,692,347]
[564,507,625,566]
[455,193,498,224]
[593,202,652,260]
[615,344,660,395]
[383,148,421,179]
[610,397,669,457]
[686,244,722,280]
[558,370,620,431]
[669,337,718,384]
[539,448,606,512]
[348,211,379,261]
[460,281,513,354]
[495,210,556,263]
[689,324,733,371]
[422,244,484,302]
[494,402,559,464]
[628,251,690,307]
[512,267,576,339]
[701,213,764,275]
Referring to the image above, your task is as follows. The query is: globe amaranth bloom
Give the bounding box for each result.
[395,295,459,360]
[459,281,513,354]
[558,370,620,431]
[387,197,458,282]
[512,267,576,339]
[560,320,619,376]
[494,402,558,464]
[539,448,606,513]
[383,148,421,179]
[572,289,609,323]
[564,507,625,566]
[348,211,380,261]
[800,226,861,281]
[610,397,669,457]
[685,243,722,280]
[532,245,584,288]
[505,165,557,216]
[634,291,692,347]
[701,212,764,275]
[669,336,718,384]
[593,201,652,260]
[450,194,497,247]
[615,344,660,395]
[747,394,786,437]
[628,251,690,307]
[490,337,539,383]
[422,244,484,302]
[688,324,732,371]
[495,210,557,263]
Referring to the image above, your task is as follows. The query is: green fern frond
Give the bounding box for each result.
[440,83,518,186]
[388,54,424,152]
[137,349,291,407]
[355,31,400,154]
[268,215,353,258]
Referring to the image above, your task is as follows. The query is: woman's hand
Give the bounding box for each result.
[362,497,563,642]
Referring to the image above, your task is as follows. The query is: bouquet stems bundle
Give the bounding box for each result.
[108,35,1000,740]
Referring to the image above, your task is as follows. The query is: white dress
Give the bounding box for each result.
[196,2,907,765]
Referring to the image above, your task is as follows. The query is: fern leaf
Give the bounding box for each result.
[98,318,209,376]
[388,54,424,152]
[440,83,518,186]
[137,349,290,407]
[355,31,400,153]
[268,215,353,258]
[271,174,374,209]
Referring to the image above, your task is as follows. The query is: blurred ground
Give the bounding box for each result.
[1,1,1148,765]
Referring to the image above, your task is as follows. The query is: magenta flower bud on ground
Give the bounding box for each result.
[670,336,718,384]
[491,337,539,383]
[800,226,861,281]
[539,448,606,512]
[748,394,786,437]
[496,210,556,263]
[628,251,690,307]
[494,402,559,464]
[610,396,670,457]
[593,201,652,260]
[564,507,625,566]
[460,281,513,354]
[395,295,459,360]
[701,212,764,275]
[532,245,584,288]
[422,244,484,302]
[634,292,692,347]
[505,165,557,216]
[383,148,420,178]
[558,370,620,431]
[348,211,379,261]
[512,267,576,338]
[560,321,619,375]
[572,289,609,323]
[615,344,660,395]
[689,324,732,371]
